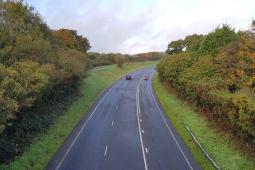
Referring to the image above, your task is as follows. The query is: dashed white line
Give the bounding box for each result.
[55,83,116,170]
[142,129,144,134]
[104,146,108,157]
[115,105,118,111]
[136,78,148,170]
[145,147,149,154]
[112,121,114,126]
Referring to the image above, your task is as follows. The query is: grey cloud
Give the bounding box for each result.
[26,0,254,54]
[41,0,155,53]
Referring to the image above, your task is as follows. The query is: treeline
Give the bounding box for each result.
[0,0,92,163]
[157,23,255,147]
[88,51,163,67]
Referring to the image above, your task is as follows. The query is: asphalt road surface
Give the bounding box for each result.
[47,67,201,170]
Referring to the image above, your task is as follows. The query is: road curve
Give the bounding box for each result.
[46,67,201,170]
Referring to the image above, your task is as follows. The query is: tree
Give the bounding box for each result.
[57,49,89,78]
[0,1,93,162]
[0,0,52,65]
[252,20,255,32]
[10,60,50,108]
[52,29,90,53]
[198,25,238,56]
[166,39,185,55]
[213,28,255,93]
[0,0,50,39]
[11,34,55,63]
[114,55,125,68]
[184,34,204,52]
[0,60,51,133]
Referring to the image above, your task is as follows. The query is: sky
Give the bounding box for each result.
[26,0,255,54]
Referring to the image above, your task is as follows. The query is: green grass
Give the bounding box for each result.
[152,73,255,170]
[0,61,158,170]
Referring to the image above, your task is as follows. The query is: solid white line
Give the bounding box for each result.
[149,82,194,170]
[136,78,148,170]
[55,84,116,170]
[112,121,114,126]
[104,146,108,157]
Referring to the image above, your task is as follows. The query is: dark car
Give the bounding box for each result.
[125,75,132,80]
[143,75,149,80]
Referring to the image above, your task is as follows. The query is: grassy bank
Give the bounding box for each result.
[0,61,157,170]
[152,74,255,170]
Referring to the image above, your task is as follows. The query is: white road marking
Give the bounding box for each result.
[136,78,148,170]
[115,105,118,111]
[149,82,194,170]
[145,147,149,154]
[142,129,144,134]
[112,121,114,126]
[104,146,108,157]
[55,83,116,170]
[138,102,141,113]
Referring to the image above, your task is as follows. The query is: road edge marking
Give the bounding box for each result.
[55,84,115,170]
[149,80,194,170]
[53,69,151,170]
[104,146,108,157]
[136,78,148,170]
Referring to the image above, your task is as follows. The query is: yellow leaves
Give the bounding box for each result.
[158,21,255,144]
[214,31,255,91]
[0,60,55,126]
[57,49,88,77]
[0,89,18,133]
[236,69,245,77]
[0,1,91,136]
[52,29,91,53]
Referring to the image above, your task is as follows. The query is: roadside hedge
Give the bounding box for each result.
[0,0,90,163]
[157,24,255,145]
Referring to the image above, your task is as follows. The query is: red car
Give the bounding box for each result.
[143,75,149,80]
[125,75,132,80]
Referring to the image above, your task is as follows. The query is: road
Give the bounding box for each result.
[46,67,201,170]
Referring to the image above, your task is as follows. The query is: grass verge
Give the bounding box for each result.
[152,73,255,170]
[0,61,158,170]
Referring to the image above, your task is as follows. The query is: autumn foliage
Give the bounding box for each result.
[0,0,91,162]
[52,29,91,53]
[158,24,255,145]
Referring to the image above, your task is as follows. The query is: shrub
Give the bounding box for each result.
[0,0,91,163]
[157,22,255,145]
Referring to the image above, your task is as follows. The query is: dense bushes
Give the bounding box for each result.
[197,25,238,56]
[0,0,91,163]
[0,0,90,133]
[158,24,255,145]
[52,29,91,53]
[88,52,116,67]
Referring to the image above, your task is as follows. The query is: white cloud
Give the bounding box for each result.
[26,0,255,54]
